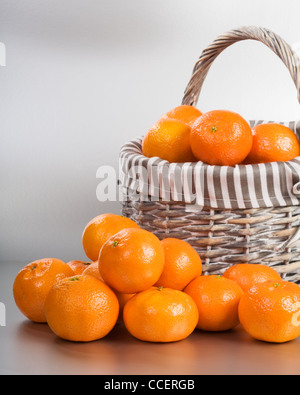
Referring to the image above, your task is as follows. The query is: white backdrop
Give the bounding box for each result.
[1,0,300,263]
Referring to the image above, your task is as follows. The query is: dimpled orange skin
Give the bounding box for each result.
[244,123,300,164]
[123,287,199,343]
[184,275,244,332]
[82,261,104,281]
[13,258,74,323]
[155,238,202,291]
[115,291,135,323]
[142,119,197,163]
[238,280,300,343]
[44,275,119,342]
[99,228,165,294]
[67,260,92,275]
[190,110,253,166]
[223,263,282,293]
[82,213,140,262]
[83,261,134,323]
[82,259,135,323]
[160,105,203,127]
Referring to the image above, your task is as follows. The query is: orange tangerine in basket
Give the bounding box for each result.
[190,110,253,166]
[160,105,203,127]
[244,123,300,164]
[142,118,197,163]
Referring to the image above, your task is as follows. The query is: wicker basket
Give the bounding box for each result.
[120,26,300,284]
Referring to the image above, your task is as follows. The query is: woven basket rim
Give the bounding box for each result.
[120,120,300,169]
[120,140,300,168]
[119,121,300,210]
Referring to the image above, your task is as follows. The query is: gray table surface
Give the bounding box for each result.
[1,262,300,375]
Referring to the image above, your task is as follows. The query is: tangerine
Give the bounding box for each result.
[99,228,165,294]
[223,263,281,292]
[142,119,196,163]
[82,213,139,262]
[160,105,203,127]
[155,238,202,290]
[123,286,199,342]
[82,261,103,281]
[44,275,119,342]
[184,275,243,331]
[244,123,300,164]
[115,291,135,323]
[67,260,92,275]
[239,280,300,343]
[190,110,253,166]
[13,258,74,323]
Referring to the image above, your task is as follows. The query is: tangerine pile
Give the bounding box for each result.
[13,213,300,344]
[142,105,300,166]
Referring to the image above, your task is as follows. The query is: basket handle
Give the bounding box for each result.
[182,26,300,106]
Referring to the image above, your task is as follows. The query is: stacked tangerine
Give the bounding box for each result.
[13,213,300,344]
[142,105,300,165]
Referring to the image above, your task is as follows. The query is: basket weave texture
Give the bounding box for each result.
[120,26,300,283]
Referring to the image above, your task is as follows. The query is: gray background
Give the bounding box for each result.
[1,0,300,264]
